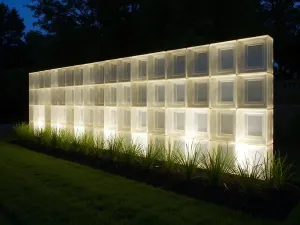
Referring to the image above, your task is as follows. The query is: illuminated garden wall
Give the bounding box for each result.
[29,35,273,164]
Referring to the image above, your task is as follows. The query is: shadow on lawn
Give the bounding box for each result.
[11,140,300,221]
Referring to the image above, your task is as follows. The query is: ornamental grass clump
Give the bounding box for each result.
[200,145,236,186]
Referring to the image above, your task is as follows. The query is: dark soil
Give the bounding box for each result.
[11,140,300,221]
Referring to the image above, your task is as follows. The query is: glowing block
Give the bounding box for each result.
[131,55,148,81]
[94,85,105,106]
[131,108,147,133]
[148,108,166,134]
[118,108,131,131]
[237,35,273,74]
[147,81,166,107]
[238,73,273,108]
[211,109,236,141]
[187,77,209,107]
[104,107,118,130]
[104,84,118,106]
[237,109,273,145]
[65,68,74,86]
[117,58,131,82]
[74,106,84,126]
[210,40,237,75]
[187,45,210,77]
[118,83,131,106]
[84,107,94,127]
[186,108,210,139]
[236,143,273,170]
[74,126,85,137]
[132,83,147,106]
[84,86,94,106]
[148,52,166,80]
[167,49,186,79]
[166,80,186,107]
[92,63,105,84]
[210,75,237,108]
[74,67,83,85]
[104,60,117,83]
[132,132,148,150]
[83,65,94,85]
[166,108,186,136]
[94,107,104,128]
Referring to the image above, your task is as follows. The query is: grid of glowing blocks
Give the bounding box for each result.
[29,35,273,164]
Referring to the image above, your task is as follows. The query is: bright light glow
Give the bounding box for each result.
[29,35,273,167]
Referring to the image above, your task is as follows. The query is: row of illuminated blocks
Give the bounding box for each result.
[29,73,273,109]
[30,106,273,146]
[29,36,273,89]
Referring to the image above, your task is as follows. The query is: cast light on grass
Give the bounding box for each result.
[29,35,273,170]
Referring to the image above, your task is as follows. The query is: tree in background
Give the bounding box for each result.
[0,3,25,70]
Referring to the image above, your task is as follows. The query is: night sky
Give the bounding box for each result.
[1,0,36,31]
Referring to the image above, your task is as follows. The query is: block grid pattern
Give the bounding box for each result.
[29,35,273,163]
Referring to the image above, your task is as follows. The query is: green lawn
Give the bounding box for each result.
[0,143,299,225]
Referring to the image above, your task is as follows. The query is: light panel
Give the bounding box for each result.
[29,35,273,167]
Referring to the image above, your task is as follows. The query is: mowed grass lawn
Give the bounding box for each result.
[0,141,299,224]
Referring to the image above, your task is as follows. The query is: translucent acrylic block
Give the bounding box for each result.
[132,133,148,151]
[29,106,33,121]
[236,143,273,170]
[84,86,94,106]
[148,135,167,149]
[29,90,35,105]
[44,71,51,88]
[187,78,209,107]
[104,85,118,106]
[74,125,85,138]
[185,139,210,155]
[210,75,237,108]
[104,60,117,83]
[118,108,131,131]
[34,121,45,130]
[82,65,92,85]
[74,67,83,85]
[37,89,44,105]
[66,107,74,125]
[65,87,74,106]
[237,109,273,145]
[74,87,83,106]
[118,131,132,144]
[45,106,51,123]
[92,63,105,84]
[148,52,166,80]
[237,35,273,74]
[94,107,105,128]
[166,109,186,136]
[57,69,65,87]
[211,109,236,141]
[29,73,35,89]
[104,130,118,142]
[38,72,44,88]
[117,58,131,82]
[131,108,148,133]
[84,107,94,127]
[187,45,209,77]
[131,54,148,81]
[148,108,165,134]
[147,81,166,107]
[210,40,237,75]
[186,108,210,139]
[166,80,186,107]
[94,85,105,106]
[238,73,273,108]
[51,106,66,125]
[74,106,84,126]
[43,88,51,105]
[51,70,58,88]
[51,88,65,105]
[104,107,118,130]
[36,105,45,123]
[167,49,186,79]
[210,141,236,159]
[168,136,186,153]
[65,68,74,86]
[93,128,104,139]
[132,83,147,107]
[118,83,131,107]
